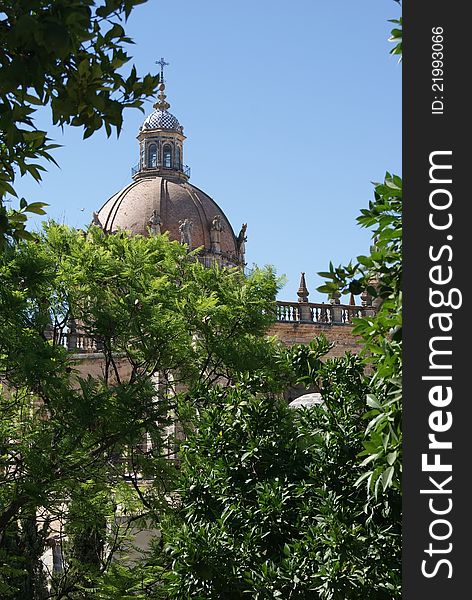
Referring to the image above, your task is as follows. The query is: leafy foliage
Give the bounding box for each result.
[388,17,402,60]
[317,173,402,502]
[0,0,160,246]
[162,347,401,598]
[0,224,280,596]
[315,5,403,507]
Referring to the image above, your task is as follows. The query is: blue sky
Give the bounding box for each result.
[14,0,401,301]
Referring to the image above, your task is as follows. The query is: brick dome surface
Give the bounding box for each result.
[96,176,238,256]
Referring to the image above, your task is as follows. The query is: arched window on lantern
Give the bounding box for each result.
[163,144,172,168]
[148,144,157,168]
[140,144,145,169]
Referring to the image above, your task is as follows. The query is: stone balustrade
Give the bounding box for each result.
[55,332,102,353]
[275,301,373,325]
[50,267,377,354]
[53,300,374,355]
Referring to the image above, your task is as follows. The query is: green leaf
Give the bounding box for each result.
[381,466,395,491]
[25,202,48,215]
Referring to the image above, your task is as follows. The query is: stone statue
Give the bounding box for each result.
[209,214,224,252]
[148,209,161,235]
[179,218,193,247]
[92,211,102,228]
[237,223,247,262]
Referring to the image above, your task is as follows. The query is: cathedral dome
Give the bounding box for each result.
[96,176,241,261]
[93,60,247,268]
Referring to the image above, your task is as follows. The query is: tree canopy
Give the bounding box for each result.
[162,347,400,599]
[0,223,281,597]
[0,0,159,246]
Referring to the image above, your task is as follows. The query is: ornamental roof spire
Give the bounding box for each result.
[297,272,310,303]
[153,57,171,111]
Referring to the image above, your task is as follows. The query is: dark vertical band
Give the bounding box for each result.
[403,4,468,597]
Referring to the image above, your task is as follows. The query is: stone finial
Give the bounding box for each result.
[67,318,77,351]
[361,289,372,307]
[153,82,171,111]
[368,276,383,309]
[330,290,341,305]
[361,284,378,316]
[297,272,309,303]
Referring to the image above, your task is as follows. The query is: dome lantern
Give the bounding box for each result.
[133,58,190,183]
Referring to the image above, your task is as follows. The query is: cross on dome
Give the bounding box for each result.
[153,57,171,111]
[156,57,169,83]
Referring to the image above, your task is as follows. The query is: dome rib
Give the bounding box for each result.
[101,180,142,232]
[187,181,239,244]
[183,185,210,249]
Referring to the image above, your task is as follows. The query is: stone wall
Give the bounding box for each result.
[268,322,363,359]
[69,323,364,379]
[69,353,132,380]
[268,322,365,403]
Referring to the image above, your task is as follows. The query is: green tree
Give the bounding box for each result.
[162,341,400,599]
[0,224,280,597]
[318,173,402,500]
[0,0,159,246]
